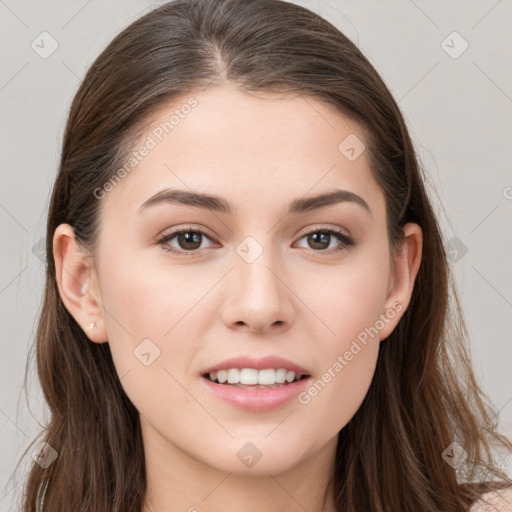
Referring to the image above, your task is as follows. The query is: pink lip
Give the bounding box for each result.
[201,355,311,375]
[200,375,311,412]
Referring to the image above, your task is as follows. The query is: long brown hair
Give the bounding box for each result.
[13,0,512,510]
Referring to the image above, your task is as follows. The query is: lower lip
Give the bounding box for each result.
[200,376,311,412]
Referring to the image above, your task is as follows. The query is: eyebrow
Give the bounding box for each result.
[138,188,372,217]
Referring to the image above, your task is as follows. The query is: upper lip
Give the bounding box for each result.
[201,355,311,376]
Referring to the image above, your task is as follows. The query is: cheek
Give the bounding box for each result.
[97,257,203,383]
[294,252,388,431]
[303,251,390,342]
[100,254,195,337]
[99,266,206,425]
[297,339,379,440]
[298,296,383,437]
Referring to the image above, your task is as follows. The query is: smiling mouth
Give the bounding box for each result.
[202,369,310,389]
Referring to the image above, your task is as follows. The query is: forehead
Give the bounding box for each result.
[100,85,384,220]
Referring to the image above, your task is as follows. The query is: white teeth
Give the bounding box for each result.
[257,369,275,385]
[240,368,258,385]
[275,368,287,383]
[285,370,295,383]
[207,368,306,385]
[227,368,240,384]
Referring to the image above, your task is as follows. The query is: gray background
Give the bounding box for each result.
[1,0,511,509]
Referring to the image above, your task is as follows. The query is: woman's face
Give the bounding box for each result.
[57,85,421,477]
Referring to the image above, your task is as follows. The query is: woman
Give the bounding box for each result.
[15,0,512,510]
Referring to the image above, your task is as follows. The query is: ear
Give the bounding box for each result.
[379,222,423,341]
[53,224,108,343]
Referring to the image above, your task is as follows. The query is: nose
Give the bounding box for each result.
[220,250,295,334]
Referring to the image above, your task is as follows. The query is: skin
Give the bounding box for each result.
[54,84,422,512]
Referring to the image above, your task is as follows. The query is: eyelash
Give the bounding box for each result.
[156,225,356,257]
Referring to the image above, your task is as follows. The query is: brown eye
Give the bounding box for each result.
[306,231,331,250]
[296,229,356,253]
[158,228,215,255]
[175,231,203,250]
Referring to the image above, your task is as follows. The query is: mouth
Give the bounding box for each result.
[201,368,311,389]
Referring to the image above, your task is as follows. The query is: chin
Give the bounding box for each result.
[199,436,310,476]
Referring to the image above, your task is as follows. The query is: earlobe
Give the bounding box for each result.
[53,224,108,343]
[379,222,423,341]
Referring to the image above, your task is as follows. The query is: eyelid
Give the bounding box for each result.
[158,223,351,240]
[295,223,352,238]
[157,224,217,241]
[157,223,355,255]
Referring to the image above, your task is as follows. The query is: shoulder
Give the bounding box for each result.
[469,486,512,512]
